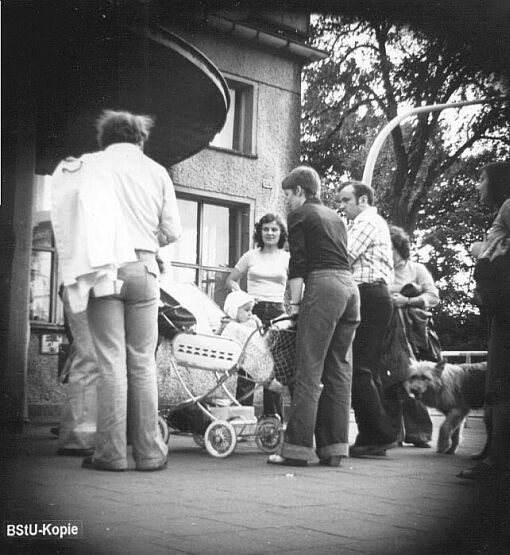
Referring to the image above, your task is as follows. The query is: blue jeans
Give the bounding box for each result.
[87,257,167,470]
[281,270,360,461]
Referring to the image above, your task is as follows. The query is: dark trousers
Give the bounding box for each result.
[402,396,433,443]
[351,283,400,446]
[235,301,285,418]
[486,313,510,469]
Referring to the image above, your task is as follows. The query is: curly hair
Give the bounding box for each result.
[482,161,510,208]
[389,225,411,260]
[96,110,155,148]
[253,213,288,249]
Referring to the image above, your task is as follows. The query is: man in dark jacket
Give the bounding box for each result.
[267,166,360,467]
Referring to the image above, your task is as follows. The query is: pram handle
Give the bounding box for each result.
[263,314,298,332]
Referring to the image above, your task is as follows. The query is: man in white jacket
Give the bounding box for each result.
[54,110,181,471]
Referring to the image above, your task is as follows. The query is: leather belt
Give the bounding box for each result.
[358,279,386,289]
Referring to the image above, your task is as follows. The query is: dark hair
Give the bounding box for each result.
[281,166,320,198]
[389,225,411,260]
[96,110,155,148]
[482,162,510,208]
[339,180,374,205]
[253,213,288,249]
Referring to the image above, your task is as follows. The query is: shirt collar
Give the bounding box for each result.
[104,143,142,154]
[354,205,378,222]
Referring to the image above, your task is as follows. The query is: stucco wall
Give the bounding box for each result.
[170,29,303,223]
[27,332,66,418]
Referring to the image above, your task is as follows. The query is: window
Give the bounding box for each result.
[30,175,64,326]
[29,179,250,322]
[210,78,256,155]
[160,195,250,308]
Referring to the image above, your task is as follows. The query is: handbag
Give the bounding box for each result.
[418,317,442,363]
[473,237,510,315]
[398,282,442,363]
[380,309,415,387]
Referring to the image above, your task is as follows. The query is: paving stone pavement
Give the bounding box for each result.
[1,412,509,554]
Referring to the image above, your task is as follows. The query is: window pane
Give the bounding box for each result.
[33,175,53,247]
[30,251,52,321]
[202,204,230,267]
[210,88,236,150]
[200,269,230,308]
[32,221,53,248]
[173,198,198,264]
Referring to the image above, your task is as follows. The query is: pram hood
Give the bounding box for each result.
[159,280,225,336]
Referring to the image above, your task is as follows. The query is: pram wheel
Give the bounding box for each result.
[192,434,205,448]
[255,416,283,453]
[204,420,237,458]
[158,415,170,445]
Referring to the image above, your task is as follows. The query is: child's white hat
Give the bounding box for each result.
[223,291,254,320]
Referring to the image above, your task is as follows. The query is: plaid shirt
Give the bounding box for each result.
[347,206,393,285]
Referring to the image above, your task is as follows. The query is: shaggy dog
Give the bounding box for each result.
[407,360,488,454]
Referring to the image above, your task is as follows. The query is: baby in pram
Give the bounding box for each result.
[220,291,283,399]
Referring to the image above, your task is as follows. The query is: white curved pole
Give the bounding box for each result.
[362,98,498,188]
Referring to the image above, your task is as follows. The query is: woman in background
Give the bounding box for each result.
[226,213,290,419]
[389,225,440,448]
[459,161,510,479]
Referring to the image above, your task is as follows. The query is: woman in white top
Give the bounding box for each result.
[226,213,290,418]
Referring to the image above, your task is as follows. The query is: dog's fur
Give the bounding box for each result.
[407,360,488,454]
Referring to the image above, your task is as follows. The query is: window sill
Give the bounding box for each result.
[207,145,257,159]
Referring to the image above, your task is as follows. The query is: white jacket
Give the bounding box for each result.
[51,152,136,312]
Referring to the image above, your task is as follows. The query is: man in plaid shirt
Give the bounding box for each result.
[338,181,399,457]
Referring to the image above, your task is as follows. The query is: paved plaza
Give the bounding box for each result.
[1,412,509,554]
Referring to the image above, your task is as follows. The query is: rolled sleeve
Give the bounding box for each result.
[158,176,182,246]
[415,263,440,308]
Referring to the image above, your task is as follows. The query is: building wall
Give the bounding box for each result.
[170,28,302,220]
[25,21,306,418]
[27,334,66,419]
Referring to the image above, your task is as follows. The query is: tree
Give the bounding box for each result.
[302,15,509,233]
[302,16,510,349]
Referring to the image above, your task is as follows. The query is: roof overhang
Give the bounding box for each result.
[205,15,328,64]
[35,19,229,174]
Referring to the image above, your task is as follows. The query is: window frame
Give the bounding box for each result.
[30,237,62,329]
[30,176,64,330]
[171,189,253,302]
[208,75,258,157]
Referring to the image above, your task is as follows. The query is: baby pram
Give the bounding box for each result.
[156,282,296,458]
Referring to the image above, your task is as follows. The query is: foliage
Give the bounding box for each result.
[303,16,509,231]
[302,15,510,349]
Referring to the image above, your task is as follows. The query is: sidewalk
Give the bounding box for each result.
[1,413,509,555]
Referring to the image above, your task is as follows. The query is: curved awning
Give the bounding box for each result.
[35,16,230,174]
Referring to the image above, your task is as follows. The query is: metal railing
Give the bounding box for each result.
[441,351,487,363]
